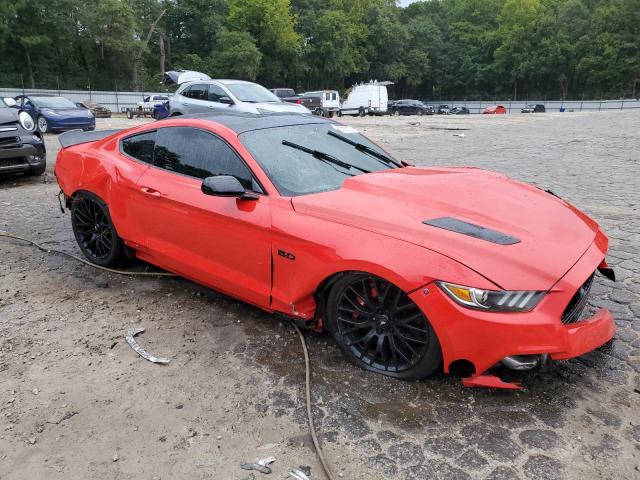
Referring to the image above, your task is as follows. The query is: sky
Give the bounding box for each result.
[398,0,419,6]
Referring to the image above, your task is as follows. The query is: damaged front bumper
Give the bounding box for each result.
[411,231,616,390]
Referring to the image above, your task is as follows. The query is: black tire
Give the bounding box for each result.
[37,116,49,134]
[70,192,125,267]
[26,161,46,176]
[336,110,343,118]
[326,273,442,380]
[153,110,160,120]
[358,107,365,117]
[393,109,400,116]
[126,110,133,119]
[417,109,423,116]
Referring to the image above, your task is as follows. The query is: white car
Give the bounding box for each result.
[137,94,169,109]
[169,80,310,116]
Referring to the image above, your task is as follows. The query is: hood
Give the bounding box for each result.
[291,167,599,291]
[0,108,19,125]
[163,70,211,85]
[254,102,309,114]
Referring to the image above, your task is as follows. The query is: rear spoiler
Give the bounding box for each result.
[58,129,121,149]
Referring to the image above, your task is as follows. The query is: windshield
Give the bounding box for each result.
[225,83,280,103]
[239,123,398,196]
[31,96,77,108]
[0,100,7,108]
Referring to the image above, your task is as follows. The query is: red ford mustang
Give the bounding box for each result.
[54,113,616,389]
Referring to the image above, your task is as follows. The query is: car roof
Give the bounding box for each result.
[179,112,331,134]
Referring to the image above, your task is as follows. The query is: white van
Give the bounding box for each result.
[339,81,393,116]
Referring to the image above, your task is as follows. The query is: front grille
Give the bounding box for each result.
[0,136,20,147]
[0,157,27,168]
[561,272,595,324]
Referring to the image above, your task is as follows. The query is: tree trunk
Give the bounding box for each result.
[23,44,35,88]
[132,9,166,91]
[159,30,166,75]
[513,79,517,101]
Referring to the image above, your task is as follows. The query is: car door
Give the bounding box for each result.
[176,84,210,114]
[131,126,272,307]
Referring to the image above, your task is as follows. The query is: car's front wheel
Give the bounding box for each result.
[71,192,125,267]
[37,116,48,133]
[327,273,442,379]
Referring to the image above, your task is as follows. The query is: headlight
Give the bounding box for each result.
[18,111,35,131]
[437,281,545,312]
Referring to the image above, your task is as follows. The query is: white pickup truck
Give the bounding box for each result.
[136,94,169,109]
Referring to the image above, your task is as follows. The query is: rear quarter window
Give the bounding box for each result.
[121,131,156,164]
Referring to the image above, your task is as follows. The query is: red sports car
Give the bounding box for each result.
[54,113,616,389]
[483,105,507,114]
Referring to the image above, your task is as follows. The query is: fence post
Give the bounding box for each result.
[621,99,624,110]
[115,82,119,113]
[599,98,602,111]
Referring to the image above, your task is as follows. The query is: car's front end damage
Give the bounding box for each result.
[411,229,616,389]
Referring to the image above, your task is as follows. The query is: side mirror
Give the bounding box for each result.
[219,96,234,105]
[76,102,86,109]
[201,175,258,200]
[3,97,17,107]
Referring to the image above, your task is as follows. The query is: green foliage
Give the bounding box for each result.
[0,0,638,98]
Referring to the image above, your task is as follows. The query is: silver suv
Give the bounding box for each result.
[169,80,310,116]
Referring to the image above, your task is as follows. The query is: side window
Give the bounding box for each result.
[185,84,208,100]
[122,131,156,164]
[154,127,258,191]
[325,92,330,101]
[208,84,228,102]
[331,92,337,101]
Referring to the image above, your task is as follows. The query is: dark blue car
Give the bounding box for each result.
[14,95,95,134]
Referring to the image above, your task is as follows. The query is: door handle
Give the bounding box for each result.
[140,187,162,198]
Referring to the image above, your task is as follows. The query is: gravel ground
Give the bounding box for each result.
[1,111,639,480]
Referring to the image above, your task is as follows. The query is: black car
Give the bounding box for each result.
[270,88,301,104]
[0,98,46,176]
[437,104,450,114]
[389,99,433,116]
[521,104,545,113]
[450,106,470,115]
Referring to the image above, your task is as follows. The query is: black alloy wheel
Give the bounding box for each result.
[327,273,441,379]
[71,192,124,266]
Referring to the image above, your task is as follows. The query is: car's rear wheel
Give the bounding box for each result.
[37,116,48,133]
[71,192,124,267]
[327,273,441,379]
[358,107,365,117]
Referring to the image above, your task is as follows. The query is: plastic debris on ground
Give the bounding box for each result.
[240,456,276,474]
[125,327,170,364]
[288,465,312,479]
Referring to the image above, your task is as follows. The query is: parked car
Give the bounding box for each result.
[437,104,451,114]
[137,94,169,110]
[12,95,95,133]
[450,106,470,115]
[483,105,507,114]
[389,99,433,116]
[153,101,171,120]
[270,88,301,104]
[521,104,545,113]
[169,80,309,116]
[55,112,616,390]
[0,97,46,175]
[76,100,112,118]
[339,81,393,116]
[299,90,340,117]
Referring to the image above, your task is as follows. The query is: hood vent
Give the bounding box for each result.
[423,217,520,245]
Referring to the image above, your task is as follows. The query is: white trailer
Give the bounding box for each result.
[338,81,393,117]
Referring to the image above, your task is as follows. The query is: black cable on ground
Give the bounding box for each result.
[292,321,336,480]
[3,231,336,478]
[0,232,175,277]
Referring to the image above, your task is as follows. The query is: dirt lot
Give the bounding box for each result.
[1,111,639,480]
